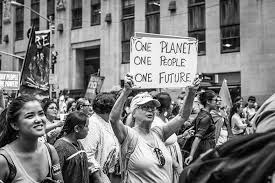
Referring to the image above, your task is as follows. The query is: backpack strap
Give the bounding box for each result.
[120,133,138,183]
[0,149,17,183]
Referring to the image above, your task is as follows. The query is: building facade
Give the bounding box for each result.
[0,0,274,103]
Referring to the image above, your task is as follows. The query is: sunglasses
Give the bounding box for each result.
[138,105,156,111]
[154,148,165,167]
[48,107,58,110]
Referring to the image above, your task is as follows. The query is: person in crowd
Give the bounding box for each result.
[76,98,93,116]
[80,92,120,183]
[233,96,244,105]
[171,91,187,118]
[67,100,77,113]
[122,96,133,124]
[243,96,257,123]
[44,100,64,144]
[229,102,247,136]
[0,90,6,114]
[65,97,75,105]
[210,96,233,146]
[179,93,275,183]
[54,111,89,183]
[0,95,63,182]
[152,92,194,183]
[109,74,200,183]
[59,95,67,114]
[177,92,186,106]
[185,90,217,165]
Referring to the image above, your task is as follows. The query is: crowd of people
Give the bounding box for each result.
[0,73,273,183]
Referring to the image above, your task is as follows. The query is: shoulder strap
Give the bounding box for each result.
[45,143,53,162]
[0,149,17,183]
[120,134,138,183]
[44,143,54,178]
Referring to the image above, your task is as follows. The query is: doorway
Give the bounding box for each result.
[84,47,100,90]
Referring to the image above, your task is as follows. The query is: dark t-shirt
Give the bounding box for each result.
[54,138,89,183]
[193,110,216,159]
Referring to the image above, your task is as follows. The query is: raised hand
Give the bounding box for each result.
[124,73,134,91]
[186,74,201,93]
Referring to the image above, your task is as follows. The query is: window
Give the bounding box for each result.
[72,0,82,29]
[47,0,55,29]
[220,0,240,53]
[0,1,2,44]
[146,0,160,34]
[188,0,205,55]
[15,0,24,40]
[31,0,40,31]
[19,58,23,71]
[122,0,134,64]
[91,0,101,26]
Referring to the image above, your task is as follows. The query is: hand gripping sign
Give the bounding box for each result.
[130,36,198,89]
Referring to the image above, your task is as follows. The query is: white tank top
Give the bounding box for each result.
[1,143,52,183]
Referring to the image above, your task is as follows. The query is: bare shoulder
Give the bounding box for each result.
[0,152,10,180]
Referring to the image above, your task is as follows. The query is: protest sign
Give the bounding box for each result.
[0,71,20,90]
[85,75,105,99]
[19,28,50,96]
[130,36,198,89]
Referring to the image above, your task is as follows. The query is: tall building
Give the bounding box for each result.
[0,0,274,103]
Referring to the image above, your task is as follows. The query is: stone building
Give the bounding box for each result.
[0,0,274,103]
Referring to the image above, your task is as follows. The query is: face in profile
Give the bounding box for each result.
[76,119,89,139]
[248,100,255,108]
[216,97,222,109]
[14,101,47,138]
[208,96,218,110]
[177,94,185,105]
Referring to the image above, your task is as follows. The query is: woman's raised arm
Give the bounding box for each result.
[109,74,133,144]
[162,77,200,141]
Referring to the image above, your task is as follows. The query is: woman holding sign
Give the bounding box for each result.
[109,74,200,183]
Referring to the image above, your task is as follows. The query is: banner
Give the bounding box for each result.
[3,0,11,24]
[0,71,20,90]
[19,28,50,96]
[85,75,105,99]
[219,79,233,108]
[130,36,198,89]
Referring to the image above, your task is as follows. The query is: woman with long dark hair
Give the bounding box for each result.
[185,90,217,165]
[54,111,89,183]
[229,102,247,136]
[0,95,63,182]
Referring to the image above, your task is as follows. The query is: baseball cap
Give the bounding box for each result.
[130,92,160,112]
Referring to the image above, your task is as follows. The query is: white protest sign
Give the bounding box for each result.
[130,36,198,89]
[0,71,20,90]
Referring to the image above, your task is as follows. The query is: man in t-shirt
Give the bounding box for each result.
[243,96,257,124]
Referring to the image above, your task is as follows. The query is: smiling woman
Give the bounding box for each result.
[0,95,63,183]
